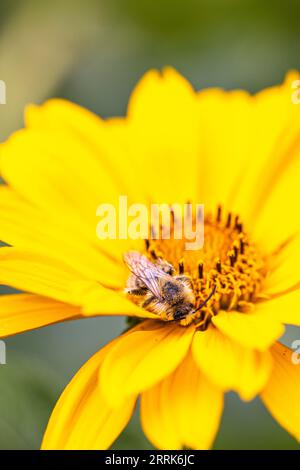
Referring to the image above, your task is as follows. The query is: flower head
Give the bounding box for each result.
[0,68,300,449]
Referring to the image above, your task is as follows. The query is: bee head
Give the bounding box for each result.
[173,303,194,320]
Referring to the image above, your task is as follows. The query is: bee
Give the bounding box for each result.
[124,251,215,322]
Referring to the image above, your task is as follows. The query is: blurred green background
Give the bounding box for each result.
[0,0,300,450]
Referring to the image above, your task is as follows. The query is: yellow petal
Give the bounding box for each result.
[263,236,300,296]
[195,71,300,223]
[0,128,116,220]
[141,351,223,450]
[253,94,299,208]
[0,247,82,303]
[69,280,157,319]
[99,320,194,407]
[0,247,157,324]
[0,294,82,337]
[244,72,300,225]
[255,289,300,327]
[25,98,104,131]
[0,185,126,288]
[247,71,300,235]
[141,374,182,450]
[127,67,201,204]
[0,248,154,322]
[25,99,148,204]
[0,127,140,263]
[192,326,272,400]
[0,286,151,338]
[195,87,254,210]
[252,159,300,252]
[261,342,300,442]
[212,310,284,351]
[42,342,136,450]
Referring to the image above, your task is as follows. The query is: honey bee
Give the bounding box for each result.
[124,251,215,322]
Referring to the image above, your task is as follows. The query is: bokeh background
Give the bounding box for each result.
[0,0,300,449]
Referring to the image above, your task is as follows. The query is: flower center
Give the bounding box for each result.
[126,205,268,329]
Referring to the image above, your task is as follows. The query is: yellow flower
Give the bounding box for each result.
[0,68,300,450]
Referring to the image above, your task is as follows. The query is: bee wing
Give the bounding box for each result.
[124,251,167,300]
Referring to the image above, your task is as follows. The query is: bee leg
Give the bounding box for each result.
[127,287,148,296]
[142,295,156,308]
